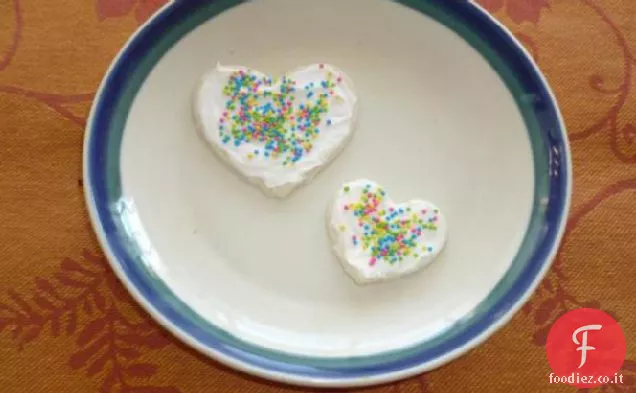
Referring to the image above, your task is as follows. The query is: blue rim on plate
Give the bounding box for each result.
[83,0,571,387]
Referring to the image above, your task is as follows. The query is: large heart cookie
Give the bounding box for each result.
[328,180,447,284]
[194,63,358,198]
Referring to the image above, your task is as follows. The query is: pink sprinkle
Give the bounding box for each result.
[369,257,377,266]
[319,64,325,69]
[337,77,343,83]
[433,216,438,222]
[389,207,395,212]
[421,209,427,214]
[344,205,349,210]
[223,112,228,117]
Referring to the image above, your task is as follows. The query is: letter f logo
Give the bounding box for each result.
[572,324,602,368]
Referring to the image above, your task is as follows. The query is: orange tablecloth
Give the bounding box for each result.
[1,1,635,392]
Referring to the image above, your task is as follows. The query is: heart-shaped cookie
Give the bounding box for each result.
[328,180,447,284]
[194,63,358,198]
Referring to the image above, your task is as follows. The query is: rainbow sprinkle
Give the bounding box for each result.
[342,184,439,266]
[218,68,339,166]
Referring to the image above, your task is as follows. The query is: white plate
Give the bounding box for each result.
[84,0,571,387]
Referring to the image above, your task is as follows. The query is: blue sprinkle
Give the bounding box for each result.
[327,119,332,126]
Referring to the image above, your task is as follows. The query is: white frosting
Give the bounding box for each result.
[194,63,358,198]
[328,179,447,284]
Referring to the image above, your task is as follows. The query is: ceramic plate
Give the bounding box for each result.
[84,0,571,387]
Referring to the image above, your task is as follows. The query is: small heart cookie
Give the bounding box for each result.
[194,63,358,198]
[328,180,447,284]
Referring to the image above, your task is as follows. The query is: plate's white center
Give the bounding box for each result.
[120,0,534,357]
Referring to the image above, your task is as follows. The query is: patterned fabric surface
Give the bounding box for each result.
[0,0,635,392]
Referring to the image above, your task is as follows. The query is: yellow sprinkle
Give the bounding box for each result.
[339,225,346,232]
[247,153,254,160]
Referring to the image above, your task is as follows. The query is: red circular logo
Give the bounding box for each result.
[546,308,626,388]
